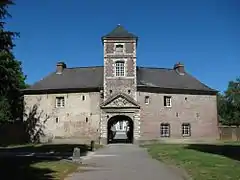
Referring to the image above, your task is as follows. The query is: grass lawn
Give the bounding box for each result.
[0,143,99,179]
[32,160,79,180]
[143,143,240,180]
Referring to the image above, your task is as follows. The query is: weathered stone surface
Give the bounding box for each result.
[24,92,101,141]
[24,34,218,144]
[72,147,81,162]
[138,92,218,140]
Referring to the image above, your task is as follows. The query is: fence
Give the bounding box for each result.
[219,126,240,141]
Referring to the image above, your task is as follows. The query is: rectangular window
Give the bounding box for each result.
[115,44,124,53]
[56,97,65,108]
[182,123,191,137]
[115,61,125,77]
[164,96,172,107]
[145,96,150,104]
[160,123,170,137]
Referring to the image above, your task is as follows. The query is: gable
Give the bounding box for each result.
[101,93,140,109]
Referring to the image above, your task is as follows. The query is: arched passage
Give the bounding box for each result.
[107,115,134,144]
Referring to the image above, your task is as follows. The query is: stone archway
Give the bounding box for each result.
[107,115,134,144]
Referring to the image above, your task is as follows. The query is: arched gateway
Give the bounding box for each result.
[100,93,141,144]
[107,115,134,144]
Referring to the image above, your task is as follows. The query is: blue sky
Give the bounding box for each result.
[6,0,240,92]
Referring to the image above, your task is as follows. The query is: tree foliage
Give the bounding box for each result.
[0,0,26,121]
[218,77,240,126]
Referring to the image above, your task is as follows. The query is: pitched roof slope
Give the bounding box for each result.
[102,25,138,39]
[26,66,103,90]
[24,66,216,93]
[137,67,216,91]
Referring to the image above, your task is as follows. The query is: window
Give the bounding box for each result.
[55,117,59,123]
[115,44,124,53]
[56,97,65,108]
[164,96,172,107]
[82,95,85,101]
[86,117,88,123]
[145,96,150,104]
[160,123,170,137]
[182,123,191,137]
[115,61,125,77]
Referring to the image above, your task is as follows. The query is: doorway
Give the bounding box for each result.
[107,115,134,144]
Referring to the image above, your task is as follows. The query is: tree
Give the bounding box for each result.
[218,77,240,126]
[0,0,19,52]
[0,0,26,121]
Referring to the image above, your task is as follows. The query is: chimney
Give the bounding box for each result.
[56,62,67,74]
[174,62,185,75]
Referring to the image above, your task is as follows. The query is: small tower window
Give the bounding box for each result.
[115,61,125,77]
[115,44,124,53]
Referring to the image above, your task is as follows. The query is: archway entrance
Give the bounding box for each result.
[107,115,134,144]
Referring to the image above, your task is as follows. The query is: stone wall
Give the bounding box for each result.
[137,91,219,141]
[24,90,219,143]
[24,92,101,142]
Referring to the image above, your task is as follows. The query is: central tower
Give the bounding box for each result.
[102,25,138,101]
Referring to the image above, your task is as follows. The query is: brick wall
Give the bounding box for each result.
[103,39,137,101]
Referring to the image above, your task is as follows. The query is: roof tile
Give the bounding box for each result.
[24,66,216,93]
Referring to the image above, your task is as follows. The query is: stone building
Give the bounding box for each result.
[23,25,219,144]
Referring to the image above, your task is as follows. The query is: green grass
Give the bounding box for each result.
[143,143,240,180]
[0,143,93,179]
[32,160,79,180]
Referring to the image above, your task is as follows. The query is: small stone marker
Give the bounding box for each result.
[72,147,81,162]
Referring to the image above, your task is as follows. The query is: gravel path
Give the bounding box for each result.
[66,144,185,180]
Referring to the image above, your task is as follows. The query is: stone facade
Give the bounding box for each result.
[138,92,218,141]
[24,90,218,143]
[24,92,101,142]
[23,26,219,144]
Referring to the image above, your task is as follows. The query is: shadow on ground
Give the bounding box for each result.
[0,144,90,180]
[108,139,133,144]
[186,144,240,161]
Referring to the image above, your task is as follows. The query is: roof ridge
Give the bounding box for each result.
[66,66,173,70]
[137,66,173,70]
[66,66,103,69]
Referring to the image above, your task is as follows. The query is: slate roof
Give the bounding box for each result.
[24,66,217,93]
[102,25,138,40]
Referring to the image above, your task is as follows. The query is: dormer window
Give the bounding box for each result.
[115,44,124,53]
[115,61,125,77]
